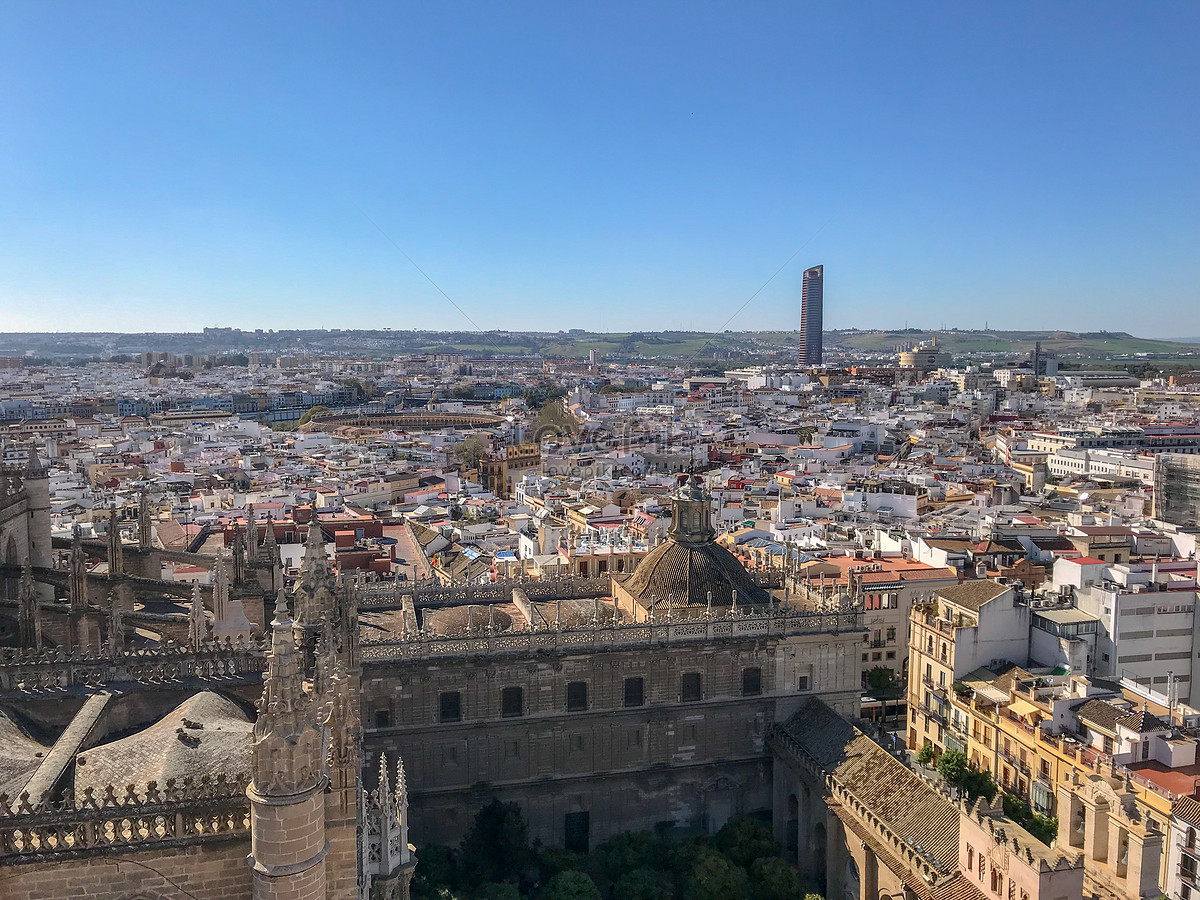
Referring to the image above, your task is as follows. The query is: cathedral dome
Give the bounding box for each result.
[618,474,768,613]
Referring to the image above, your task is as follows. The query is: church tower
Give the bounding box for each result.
[248,591,329,900]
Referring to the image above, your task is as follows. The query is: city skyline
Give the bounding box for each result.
[1,2,1197,337]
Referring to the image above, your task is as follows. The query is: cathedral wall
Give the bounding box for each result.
[410,757,773,848]
[362,628,862,846]
[1,837,253,900]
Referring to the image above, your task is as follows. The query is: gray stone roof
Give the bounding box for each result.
[0,706,46,797]
[74,691,252,798]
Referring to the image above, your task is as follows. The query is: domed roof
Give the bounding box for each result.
[621,538,769,610]
[74,692,252,798]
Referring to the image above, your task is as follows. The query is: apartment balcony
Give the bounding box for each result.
[998,748,1031,776]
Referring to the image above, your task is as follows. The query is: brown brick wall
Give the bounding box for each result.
[0,837,252,900]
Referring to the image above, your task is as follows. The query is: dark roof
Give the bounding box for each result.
[1032,536,1076,551]
[779,698,960,873]
[621,536,769,609]
[1073,698,1126,733]
[1175,796,1200,828]
[935,580,1010,612]
[1116,708,1170,734]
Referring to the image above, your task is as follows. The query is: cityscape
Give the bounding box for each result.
[1,4,1198,900]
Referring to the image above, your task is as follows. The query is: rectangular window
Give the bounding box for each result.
[564,811,590,854]
[567,681,588,712]
[373,709,391,728]
[501,686,524,718]
[681,672,702,702]
[798,674,811,692]
[439,691,462,723]
[742,667,762,696]
[624,677,645,707]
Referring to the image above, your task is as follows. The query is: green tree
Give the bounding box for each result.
[960,767,998,802]
[540,870,601,900]
[298,405,331,426]
[749,856,807,900]
[613,867,674,900]
[454,435,486,470]
[478,883,520,900]
[411,844,463,900]
[916,744,935,766]
[865,666,898,696]
[598,383,623,394]
[685,849,750,900]
[714,816,780,869]
[459,799,533,887]
[936,749,969,785]
[451,383,476,400]
[588,831,662,888]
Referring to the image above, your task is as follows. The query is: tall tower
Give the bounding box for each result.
[798,264,824,366]
[248,591,328,900]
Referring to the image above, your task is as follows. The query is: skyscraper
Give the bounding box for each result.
[799,264,823,366]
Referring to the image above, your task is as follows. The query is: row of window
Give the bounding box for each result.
[372,668,783,727]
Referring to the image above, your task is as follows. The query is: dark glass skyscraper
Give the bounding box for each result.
[799,264,823,365]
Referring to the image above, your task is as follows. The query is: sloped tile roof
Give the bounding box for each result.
[936,580,1010,612]
[779,698,960,872]
[1116,707,1170,734]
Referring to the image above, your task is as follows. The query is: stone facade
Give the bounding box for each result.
[363,610,862,848]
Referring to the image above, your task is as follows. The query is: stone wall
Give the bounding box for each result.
[363,627,862,847]
[0,836,252,900]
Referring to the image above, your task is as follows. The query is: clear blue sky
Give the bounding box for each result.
[1,1,1197,337]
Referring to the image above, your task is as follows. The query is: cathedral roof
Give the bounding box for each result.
[0,706,46,796]
[620,536,769,609]
[779,697,960,874]
[74,692,253,798]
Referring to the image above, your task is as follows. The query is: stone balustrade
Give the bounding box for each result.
[0,641,266,693]
[0,774,250,862]
[362,602,862,662]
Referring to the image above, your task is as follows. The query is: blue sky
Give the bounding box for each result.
[1,1,1197,336]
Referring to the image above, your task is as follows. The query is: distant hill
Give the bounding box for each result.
[819,329,1200,358]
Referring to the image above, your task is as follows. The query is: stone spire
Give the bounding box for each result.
[262,513,279,563]
[245,503,258,559]
[212,554,253,643]
[137,489,151,550]
[188,581,208,649]
[248,590,328,899]
[364,752,416,899]
[24,444,44,478]
[69,524,87,608]
[17,560,41,649]
[232,524,246,587]
[107,596,125,654]
[213,555,230,624]
[293,518,334,628]
[107,507,123,577]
